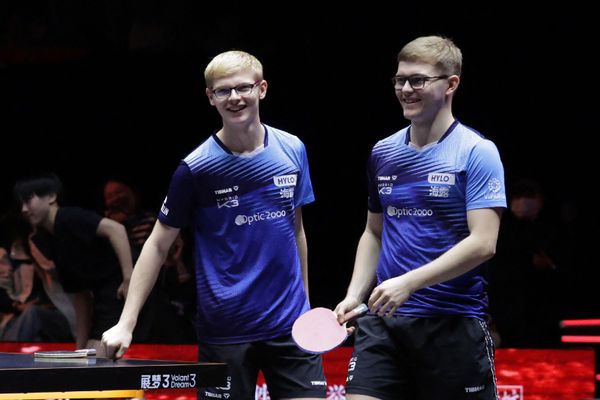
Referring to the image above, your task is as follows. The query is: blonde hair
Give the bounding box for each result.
[397,36,462,76]
[204,50,263,87]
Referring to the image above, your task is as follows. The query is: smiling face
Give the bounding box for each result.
[204,50,267,129]
[395,61,450,122]
[206,70,267,127]
[394,36,463,125]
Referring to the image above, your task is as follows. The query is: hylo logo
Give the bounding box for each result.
[273,174,297,187]
[427,173,455,185]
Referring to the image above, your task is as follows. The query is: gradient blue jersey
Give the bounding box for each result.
[367,121,506,319]
[159,125,314,344]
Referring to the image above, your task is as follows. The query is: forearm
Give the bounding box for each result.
[368,208,502,316]
[296,227,309,297]
[345,229,381,301]
[406,234,496,293]
[294,208,310,297]
[108,227,134,282]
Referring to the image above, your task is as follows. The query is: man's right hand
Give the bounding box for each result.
[334,297,362,334]
[101,323,132,360]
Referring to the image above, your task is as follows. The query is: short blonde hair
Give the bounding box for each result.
[397,36,462,76]
[204,50,263,87]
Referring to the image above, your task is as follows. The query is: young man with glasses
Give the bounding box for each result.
[102,50,326,400]
[334,35,506,399]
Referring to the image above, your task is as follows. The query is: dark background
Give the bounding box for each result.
[0,2,596,313]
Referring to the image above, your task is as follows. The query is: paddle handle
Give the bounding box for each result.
[342,303,369,323]
[75,348,97,356]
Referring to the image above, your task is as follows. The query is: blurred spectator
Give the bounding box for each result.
[160,232,196,332]
[14,172,133,355]
[489,178,562,348]
[102,178,196,343]
[103,179,155,259]
[0,215,73,342]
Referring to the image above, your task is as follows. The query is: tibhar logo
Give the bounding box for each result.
[235,210,287,226]
[273,174,297,187]
[377,176,391,181]
[214,187,233,195]
[387,205,433,218]
[428,172,455,185]
[464,385,484,393]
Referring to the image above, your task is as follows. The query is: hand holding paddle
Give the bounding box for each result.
[292,303,368,354]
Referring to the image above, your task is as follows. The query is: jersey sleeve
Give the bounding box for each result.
[465,139,507,210]
[158,162,197,228]
[367,147,383,213]
[294,141,315,208]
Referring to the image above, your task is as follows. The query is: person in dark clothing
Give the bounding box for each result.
[14,172,133,356]
[489,178,562,347]
[102,178,196,343]
[0,239,74,342]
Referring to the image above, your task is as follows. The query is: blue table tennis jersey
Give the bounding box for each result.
[367,121,507,319]
[159,125,314,344]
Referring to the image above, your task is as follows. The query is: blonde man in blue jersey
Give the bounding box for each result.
[335,36,506,400]
[102,50,326,399]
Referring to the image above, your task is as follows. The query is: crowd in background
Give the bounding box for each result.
[0,177,196,344]
[0,173,590,348]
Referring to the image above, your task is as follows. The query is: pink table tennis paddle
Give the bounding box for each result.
[292,304,368,354]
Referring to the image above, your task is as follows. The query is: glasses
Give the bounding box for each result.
[392,75,449,90]
[211,81,260,99]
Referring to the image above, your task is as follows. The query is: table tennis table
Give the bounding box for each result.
[0,352,227,399]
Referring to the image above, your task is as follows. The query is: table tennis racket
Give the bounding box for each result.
[34,348,97,358]
[292,303,369,354]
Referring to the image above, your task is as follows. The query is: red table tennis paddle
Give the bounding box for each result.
[292,303,368,354]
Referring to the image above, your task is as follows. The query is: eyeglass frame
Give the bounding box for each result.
[391,75,449,90]
[210,81,261,99]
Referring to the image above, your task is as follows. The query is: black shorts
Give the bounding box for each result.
[346,315,497,400]
[198,335,327,400]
